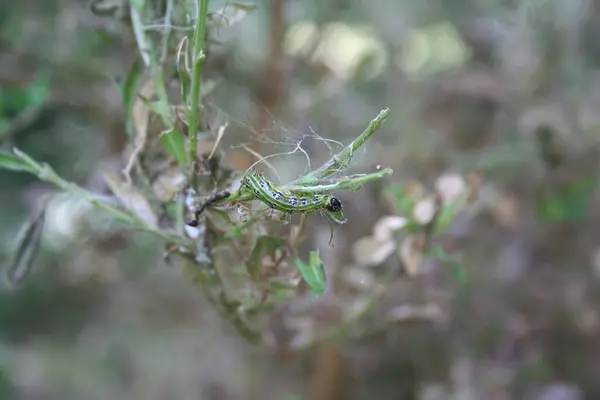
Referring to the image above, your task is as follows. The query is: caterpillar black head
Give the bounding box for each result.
[326,197,342,213]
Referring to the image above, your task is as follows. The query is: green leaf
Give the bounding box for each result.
[129,0,144,10]
[537,177,595,222]
[102,171,158,228]
[429,245,465,284]
[136,95,186,165]
[25,72,51,109]
[246,236,285,281]
[160,128,187,166]
[0,150,36,173]
[434,191,469,234]
[138,95,165,118]
[295,250,326,296]
[121,57,144,138]
[384,186,418,216]
[268,282,297,300]
[175,37,191,105]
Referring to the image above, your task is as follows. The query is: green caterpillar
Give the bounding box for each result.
[186,173,345,226]
[243,173,343,215]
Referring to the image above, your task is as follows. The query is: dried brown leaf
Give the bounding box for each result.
[352,236,396,267]
[102,171,158,228]
[413,196,438,225]
[435,173,466,205]
[152,167,187,202]
[123,79,155,183]
[208,122,228,160]
[343,267,376,290]
[386,304,442,323]
[399,234,426,276]
[372,215,407,241]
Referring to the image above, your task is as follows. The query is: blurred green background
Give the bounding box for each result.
[2,0,600,399]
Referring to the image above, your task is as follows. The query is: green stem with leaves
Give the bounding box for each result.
[292,108,390,186]
[192,109,393,214]
[11,148,187,247]
[283,169,393,192]
[187,0,211,168]
[130,0,186,166]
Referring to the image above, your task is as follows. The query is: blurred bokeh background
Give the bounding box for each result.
[2,0,600,399]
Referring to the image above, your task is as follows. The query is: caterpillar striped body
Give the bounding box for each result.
[242,173,342,215]
[186,173,345,227]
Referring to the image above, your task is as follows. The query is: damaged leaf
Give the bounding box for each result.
[4,199,49,284]
[246,235,285,281]
[102,171,158,228]
[295,250,326,295]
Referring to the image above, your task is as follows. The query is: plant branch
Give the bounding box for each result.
[129,1,151,67]
[283,169,393,193]
[12,148,187,246]
[160,0,175,62]
[188,109,392,218]
[187,0,210,168]
[292,108,390,186]
[130,0,186,166]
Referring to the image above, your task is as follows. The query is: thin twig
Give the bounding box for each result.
[129,2,151,67]
[187,0,210,168]
[160,0,175,62]
[291,212,308,254]
[144,24,195,31]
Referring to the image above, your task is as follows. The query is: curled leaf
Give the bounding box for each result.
[159,127,187,166]
[343,267,376,290]
[208,121,228,160]
[434,190,469,234]
[5,199,49,284]
[384,181,424,215]
[102,171,158,228]
[121,57,144,139]
[429,245,465,284]
[399,234,426,276]
[122,78,152,182]
[386,304,442,323]
[353,236,396,267]
[413,196,438,225]
[490,194,519,229]
[435,173,466,205]
[295,250,327,295]
[373,215,407,241]
[152,167,187,202]
[176,36,191,104]
[247,236,285,281]
[0,150,36,174]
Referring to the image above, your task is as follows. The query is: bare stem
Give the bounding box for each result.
[291,212,308,254]
[187,0,210,168]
